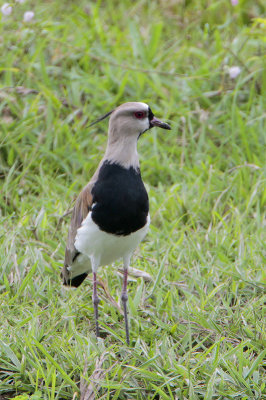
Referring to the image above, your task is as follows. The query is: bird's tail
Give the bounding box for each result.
[61,264,88,287]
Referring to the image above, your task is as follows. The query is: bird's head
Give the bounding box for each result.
[90,102,171,141]
[108,102,171,140]
[90,102,171,169]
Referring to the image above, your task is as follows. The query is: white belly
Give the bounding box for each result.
[74,212,150,271]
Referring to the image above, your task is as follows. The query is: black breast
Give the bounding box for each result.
[91,161,149,235]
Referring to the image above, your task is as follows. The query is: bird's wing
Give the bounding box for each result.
[61,182,94,283]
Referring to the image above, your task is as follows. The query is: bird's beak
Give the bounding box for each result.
[150,117,171,130]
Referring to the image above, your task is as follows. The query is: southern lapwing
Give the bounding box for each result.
[61,102,171,344]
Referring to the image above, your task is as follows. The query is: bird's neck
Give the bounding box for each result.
[104,134,140,170]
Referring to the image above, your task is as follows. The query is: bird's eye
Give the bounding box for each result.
[134,111,145,119]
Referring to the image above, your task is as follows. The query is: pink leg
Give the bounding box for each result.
[121,268,129,345]
[92,271,100,338]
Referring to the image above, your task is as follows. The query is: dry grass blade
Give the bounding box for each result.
[53,207,74,237]
[88,276,123,314]
[118,267,153,282]
[80,353,112,400]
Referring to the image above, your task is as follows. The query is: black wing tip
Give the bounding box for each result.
[89,110,114,127]
[62,272,88,288]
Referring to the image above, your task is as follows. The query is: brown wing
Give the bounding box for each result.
[61,182,94,284]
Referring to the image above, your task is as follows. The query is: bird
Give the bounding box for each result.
[61,102,171,344]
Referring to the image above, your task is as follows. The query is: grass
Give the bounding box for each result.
[0,0,265,399]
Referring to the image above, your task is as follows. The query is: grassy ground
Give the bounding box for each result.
[0,0,265,399]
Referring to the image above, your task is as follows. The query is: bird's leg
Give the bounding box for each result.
[121,260,130,345]
[92,271,100,338]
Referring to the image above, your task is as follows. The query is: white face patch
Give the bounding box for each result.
[136,117,150,135]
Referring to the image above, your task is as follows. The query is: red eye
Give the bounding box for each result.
[134,111,145,119]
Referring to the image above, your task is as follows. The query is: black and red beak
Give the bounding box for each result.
[148,107,171,130]
[150,116,171,130]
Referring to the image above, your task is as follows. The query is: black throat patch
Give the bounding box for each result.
[91,161,149,236]
[148,107,154,128]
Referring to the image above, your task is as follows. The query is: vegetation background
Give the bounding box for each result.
[0,0,265,399]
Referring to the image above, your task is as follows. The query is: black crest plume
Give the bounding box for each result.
[89,110,114,127]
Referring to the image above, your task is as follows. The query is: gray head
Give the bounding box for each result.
[108,102,170,139]
[91,102,171,137]
[91,102,171,169]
